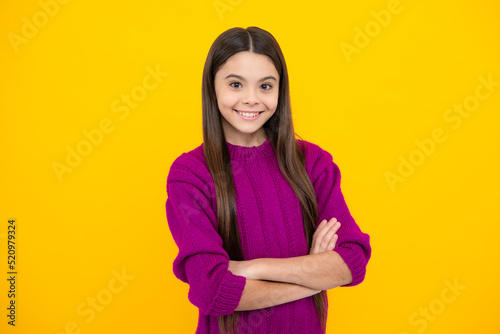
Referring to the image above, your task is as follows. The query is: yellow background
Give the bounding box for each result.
[1,0,499,333]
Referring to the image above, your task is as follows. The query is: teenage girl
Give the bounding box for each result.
[166,26,371,334]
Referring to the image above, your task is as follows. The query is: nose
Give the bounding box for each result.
[242,88,259,106]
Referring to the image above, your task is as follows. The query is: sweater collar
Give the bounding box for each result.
[226,136,274,161]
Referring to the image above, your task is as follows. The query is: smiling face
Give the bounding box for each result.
[214,51,280,147]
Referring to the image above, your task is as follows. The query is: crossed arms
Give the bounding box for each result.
[228,217,353,311]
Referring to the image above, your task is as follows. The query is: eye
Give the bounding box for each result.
[230,82,242,88]
[261,83,272,90]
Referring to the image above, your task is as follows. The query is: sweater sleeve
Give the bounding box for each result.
[165,159,246,316]
[311,150,372,287]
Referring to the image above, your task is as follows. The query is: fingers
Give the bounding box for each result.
[315,218,336,246]
[321,221,340,250]
[311,219,327,247]
[327,233,339,251]
[310,217,341,254]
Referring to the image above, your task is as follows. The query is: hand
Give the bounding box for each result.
[309,217,341,255]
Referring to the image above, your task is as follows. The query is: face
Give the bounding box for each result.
[214,51,280,146]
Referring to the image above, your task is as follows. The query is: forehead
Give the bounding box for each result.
[216,52,279,79]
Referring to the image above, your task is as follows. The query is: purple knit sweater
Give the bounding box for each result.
[165,136,371,333]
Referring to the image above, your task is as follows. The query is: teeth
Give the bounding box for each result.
[237,110,260,117]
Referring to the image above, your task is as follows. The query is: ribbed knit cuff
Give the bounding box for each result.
[207,271,247,315]
[336,246,367,287]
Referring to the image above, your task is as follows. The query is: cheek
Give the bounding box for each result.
[263,94,279,111]
[218,91,239,110]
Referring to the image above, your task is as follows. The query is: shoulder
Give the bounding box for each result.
[297,138,339,181]
[167,143,212,189]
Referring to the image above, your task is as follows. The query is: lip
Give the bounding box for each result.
[234,109,264,121]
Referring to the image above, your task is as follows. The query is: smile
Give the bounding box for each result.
[234,109,264,120]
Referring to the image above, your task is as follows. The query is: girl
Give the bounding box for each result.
[166,26,371,334]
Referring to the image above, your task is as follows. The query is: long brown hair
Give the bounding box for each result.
[202,26,327,334]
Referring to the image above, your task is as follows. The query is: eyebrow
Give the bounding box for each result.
[224,74,277,82]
